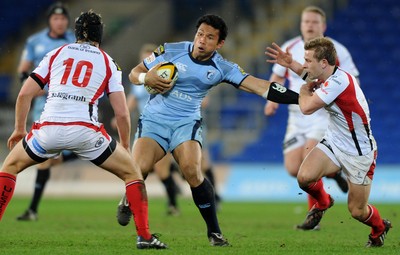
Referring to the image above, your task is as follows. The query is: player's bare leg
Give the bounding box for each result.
[348,182,391,247]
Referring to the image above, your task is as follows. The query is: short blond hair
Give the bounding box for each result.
[302,6,326,23]
[304,37,337,65]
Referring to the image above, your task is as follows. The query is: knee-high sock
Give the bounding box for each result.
[191,178,220,237]
[29,168,50,212]
[362,204,385,237]
[0,172,16,220]
[300,179,330,209]
[307,194,318,210]
[125,180,151,240]
[161,174,178,207]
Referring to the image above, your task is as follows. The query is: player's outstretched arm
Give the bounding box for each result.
[264,73,285,116]
[266,43,304,76]
[239,75,298,104]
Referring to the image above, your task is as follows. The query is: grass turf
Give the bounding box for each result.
[1,197,399,254]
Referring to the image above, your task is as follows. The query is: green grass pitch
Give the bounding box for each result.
[1,197,399,254]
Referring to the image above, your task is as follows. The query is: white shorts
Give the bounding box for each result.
[316,139,377,185]
[283,106,328,153]
[24,121,116,165]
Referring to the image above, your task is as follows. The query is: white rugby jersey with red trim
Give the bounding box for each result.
[31,42,123,125]
[272,36,359,93]
[315,66,374,156]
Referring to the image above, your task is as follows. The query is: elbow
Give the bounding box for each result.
[115,112,130,121]
[128,72,135,84]
[299,104,315,115]
[17,91,33,102]
[301,108,314,115]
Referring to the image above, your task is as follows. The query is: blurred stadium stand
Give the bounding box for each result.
[208,0,400,164]
[0,0,398,165]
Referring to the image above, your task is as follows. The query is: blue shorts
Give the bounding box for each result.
[135,113,203,152]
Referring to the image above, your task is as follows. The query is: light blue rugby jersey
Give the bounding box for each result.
[22,28,75,121]
[130,84,149,113]
[142,41,249,121]
[24,28,75,69]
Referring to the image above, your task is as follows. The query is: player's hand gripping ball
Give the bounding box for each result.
[145,62,179,94]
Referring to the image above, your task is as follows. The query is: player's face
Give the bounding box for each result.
[192,23,224,61]
[300,11,326,42]
[303,49,324,80]
[48,14,69,38]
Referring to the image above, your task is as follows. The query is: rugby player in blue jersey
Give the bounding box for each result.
[121,14,299,247]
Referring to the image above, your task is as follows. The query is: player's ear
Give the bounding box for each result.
[216,40,225,49]
[321,60,327,69]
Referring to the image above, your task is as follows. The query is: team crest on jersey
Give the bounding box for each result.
[154,45,165,56]
[95,137,105,148]
[206,70,215,80]
[324,81,329,87]
[112,60,121,71]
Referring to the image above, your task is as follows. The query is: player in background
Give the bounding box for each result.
[266,36,391,247]
[114,44,181,225]
[0,10,167,249]
[263,6,353,229]
[16,2,78,221]
[125,14,299,247]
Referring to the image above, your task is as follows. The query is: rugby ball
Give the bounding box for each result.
[145,62,179,94]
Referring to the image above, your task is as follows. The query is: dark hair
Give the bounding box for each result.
[47,2,69,23]
[196,14,228,42]
[304,37,337,65]
[75,10,103,45]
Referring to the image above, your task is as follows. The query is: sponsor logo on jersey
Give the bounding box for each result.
[171,90,192,101]
[144,54,156,64]
[331,78,341,85]
[68,45,80,51]
[50,92,86,102]
[175,62,187,72]
[80,44,90,49]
